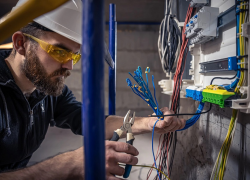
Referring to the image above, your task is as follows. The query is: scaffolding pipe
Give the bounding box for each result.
[0,0,69,43]
[109,4,117,115]
[82,0,106,179]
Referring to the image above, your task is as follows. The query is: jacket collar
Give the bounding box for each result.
[0,50,15,84]
[0,50,47,101]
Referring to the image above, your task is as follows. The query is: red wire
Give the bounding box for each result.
[148,6,194,180]
[166,133,171,176]
[168,6,194,175]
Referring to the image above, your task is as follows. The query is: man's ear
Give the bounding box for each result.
[12,31,27,56]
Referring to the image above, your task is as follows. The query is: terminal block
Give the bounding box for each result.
[186,86,203,102]
[185,6,219,45]
[202,87,235,108]
[190,0,209,7]
[186,86,198,99]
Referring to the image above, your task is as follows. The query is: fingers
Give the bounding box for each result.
[105,141,139,178]
[162,109,175,126]
[159,107,186,132]
[107,141,139,156]
[179,118,186,129]
[160,107,170,112]
[106,163,125,176]
[115,153,138,165]
[106,175,125,180]
[164,118,186,132]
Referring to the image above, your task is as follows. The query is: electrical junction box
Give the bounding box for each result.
[185,6,219,45]
[159,0,250,113]
[189,0,209,7]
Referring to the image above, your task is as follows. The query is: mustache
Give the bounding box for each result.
[48,68,71,78]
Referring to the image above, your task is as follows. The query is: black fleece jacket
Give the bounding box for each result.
[0,50,83,173]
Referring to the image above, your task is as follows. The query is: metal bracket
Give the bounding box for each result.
[217,5,236,37]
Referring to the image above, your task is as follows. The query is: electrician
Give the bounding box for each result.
[0,0,185,179]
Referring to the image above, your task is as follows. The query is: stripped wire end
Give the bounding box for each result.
[127,66,163,118]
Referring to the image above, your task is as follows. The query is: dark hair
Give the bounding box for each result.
[21,21,53,35]
[13,22,54,55]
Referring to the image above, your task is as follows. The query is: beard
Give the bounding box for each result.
[21,45,71,96]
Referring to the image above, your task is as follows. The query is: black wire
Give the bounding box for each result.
[168,131,176,176]
[160,1,182,74]
[210,72,238,85]
[149,103,212,118]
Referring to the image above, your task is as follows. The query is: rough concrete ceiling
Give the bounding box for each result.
[0,0,165,22]
[0,0,165,44]
[105,0,165,22]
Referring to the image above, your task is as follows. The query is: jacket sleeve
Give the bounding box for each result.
[53,85,82,135]
[54,85,110,135]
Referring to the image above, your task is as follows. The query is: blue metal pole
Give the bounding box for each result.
[109,4,117,115]
[82,0,105,180]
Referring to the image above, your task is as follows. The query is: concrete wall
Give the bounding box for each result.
[169,102,250,180]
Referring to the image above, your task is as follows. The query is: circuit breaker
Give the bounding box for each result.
[185,6,219,45]
[189,0,209,7]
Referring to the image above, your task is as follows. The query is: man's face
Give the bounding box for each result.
[21,32,80,96]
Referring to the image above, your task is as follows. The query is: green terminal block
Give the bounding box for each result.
[202,86,235,108]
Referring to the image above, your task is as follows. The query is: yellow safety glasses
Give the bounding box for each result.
[23,33,81,65]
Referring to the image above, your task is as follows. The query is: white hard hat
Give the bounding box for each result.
[12,0,82,44]
[11,0,115,69]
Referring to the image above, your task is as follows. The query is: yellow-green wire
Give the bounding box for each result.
[119,164,171,180]
[211,2,248,180]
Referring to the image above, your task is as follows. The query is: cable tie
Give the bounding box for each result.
[236,9,249,15]
[237,62,248,65]
[237,55,248,59]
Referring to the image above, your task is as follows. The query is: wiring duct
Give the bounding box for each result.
[210,1,248,179]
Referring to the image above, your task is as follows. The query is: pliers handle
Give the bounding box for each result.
[110,110,135,178]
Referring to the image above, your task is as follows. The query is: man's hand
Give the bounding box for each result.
[147,107,186,133]
[106,141,139,180]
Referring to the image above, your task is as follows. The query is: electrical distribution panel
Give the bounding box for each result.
[189,0,209,7]
[159,0,250,113]
[185,6,219,45]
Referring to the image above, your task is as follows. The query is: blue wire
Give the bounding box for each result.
[127,66,164,178]
[152,75,160,112]
[177,102,205,131]
[224,4,241,91]
[152,120,161,180]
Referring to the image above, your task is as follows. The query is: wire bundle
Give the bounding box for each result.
[158,0,182,74]
[127,66,164,180]
[178,102,205,131]
[151,6,195,180]
[126,66,213,180]
[210,110,238,180]
[210,1,248,179]
[171,5,194,112]
[126,67,163,116]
